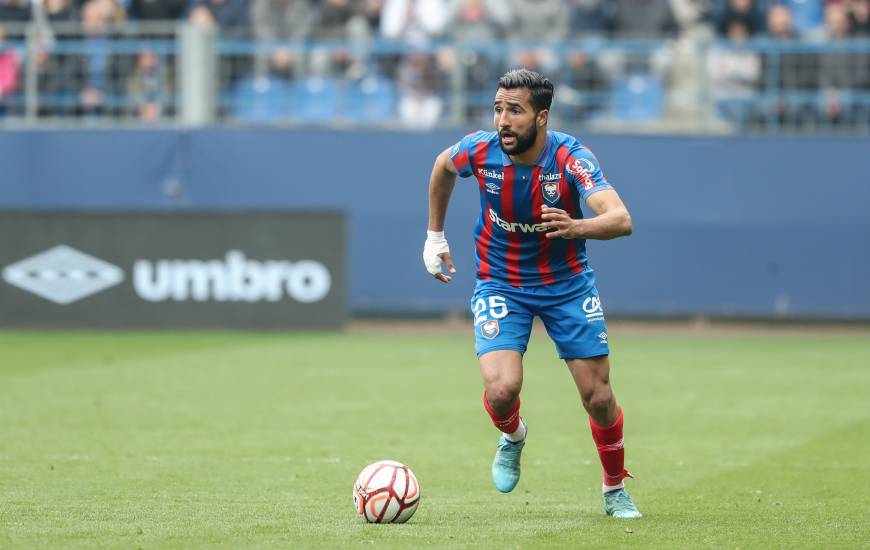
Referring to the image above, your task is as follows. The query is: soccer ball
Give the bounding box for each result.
[353,460,420,523]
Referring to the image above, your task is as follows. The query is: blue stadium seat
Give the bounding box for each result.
[290,77,341,123]
[229,77,292,123]
[344,76,396,123]
[780,0,823,35]
[611,74,664,122]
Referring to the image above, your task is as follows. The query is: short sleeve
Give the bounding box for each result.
[448,131,482,178]
[564,146,613,201]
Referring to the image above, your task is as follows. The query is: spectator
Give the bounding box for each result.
[670,0,711,35]
[396,51,444,128]
[312,0,369,39]
[74,0,119,116]
[126,48,172,121]
[309,0,372,77]
[188,0,249,34]
[505,0,566,80]
[0,0,30,22]
[715,0,762,35]
[707,19,761,124]
[605,0,678,39]
[509,0,567,41]
[445,0,512,42]
[557,50,609,123]
[129,0,186,21]
[566,0,607,37]
[362,0,385,32]
[45,0,78,21]
[849,0,870,36]
[250,0,313,78]
[442,0,511,120]
[0,24,21,116]
[380,0,449,44]
[819,2,869,127]
[762,4,817,127]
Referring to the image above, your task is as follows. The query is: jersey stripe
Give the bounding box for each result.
[500,165,522,286]
[472,141,493,280]
[529,165,555,285]
[452,149,470,175]
[556,145,584,276]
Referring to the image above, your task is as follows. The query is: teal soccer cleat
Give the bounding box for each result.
[491,425,526,493]
[603,488,642,519]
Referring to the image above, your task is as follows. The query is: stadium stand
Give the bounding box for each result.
[0,0,868,133]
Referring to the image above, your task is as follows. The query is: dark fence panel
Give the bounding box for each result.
[0,211,346,328]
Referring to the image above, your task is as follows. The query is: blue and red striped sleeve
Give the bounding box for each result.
[563,146,613,201]
[448,131,487,178]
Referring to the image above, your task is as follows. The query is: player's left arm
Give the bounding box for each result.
[541,190,633,240]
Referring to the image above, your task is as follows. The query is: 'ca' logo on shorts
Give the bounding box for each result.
[481,320,500,339]
[582,296,605,322]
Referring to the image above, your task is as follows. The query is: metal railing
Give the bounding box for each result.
[1,22,869,134]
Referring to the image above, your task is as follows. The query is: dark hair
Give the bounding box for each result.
[497,69,554,112]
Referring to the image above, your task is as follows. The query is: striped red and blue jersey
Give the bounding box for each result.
[449,130,614,287]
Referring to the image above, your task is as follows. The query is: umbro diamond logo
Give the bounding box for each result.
[2,245,124,305]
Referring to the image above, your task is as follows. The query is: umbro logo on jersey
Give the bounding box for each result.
[485,182,500,195]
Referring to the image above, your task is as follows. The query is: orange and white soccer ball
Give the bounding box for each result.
[353,460,420,523]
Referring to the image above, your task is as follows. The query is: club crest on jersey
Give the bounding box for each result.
[541,181,560,204]
[480,319,500,339]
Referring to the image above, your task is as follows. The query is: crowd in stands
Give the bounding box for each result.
[0,0,868,129]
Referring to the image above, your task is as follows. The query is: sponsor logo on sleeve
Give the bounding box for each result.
[565,158,596,191]
[450,142,461,157]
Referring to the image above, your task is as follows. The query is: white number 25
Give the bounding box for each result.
[472,296,509,326]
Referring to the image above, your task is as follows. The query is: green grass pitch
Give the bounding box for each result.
[1,326,868,549]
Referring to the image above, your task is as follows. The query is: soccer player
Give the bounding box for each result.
[422,69,641,518]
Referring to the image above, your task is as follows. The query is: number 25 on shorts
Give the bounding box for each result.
[473,296,509,326]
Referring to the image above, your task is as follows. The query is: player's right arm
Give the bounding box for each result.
[424,147,459,284]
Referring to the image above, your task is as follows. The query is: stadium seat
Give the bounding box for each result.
[343,75,396,124]
[611,74,664,122]
[290,77,341,123]
[229,76,292,123]
[780,0,824,35]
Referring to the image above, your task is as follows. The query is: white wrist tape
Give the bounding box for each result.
[423,231,450,275]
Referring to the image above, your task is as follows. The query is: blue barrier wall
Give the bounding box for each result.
[2,129,868,318]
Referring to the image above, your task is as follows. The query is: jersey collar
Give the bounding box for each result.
[500,131,553,167]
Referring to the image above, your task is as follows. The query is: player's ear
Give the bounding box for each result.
[537,109,548,127]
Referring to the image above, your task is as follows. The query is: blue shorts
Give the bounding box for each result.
[470,271,609,360]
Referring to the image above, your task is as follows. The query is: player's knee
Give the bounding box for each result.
[486,384,521,414]
[581,385,613,418]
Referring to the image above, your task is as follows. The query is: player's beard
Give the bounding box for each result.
[499,124,537,157]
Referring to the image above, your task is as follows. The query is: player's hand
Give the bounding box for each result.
[423,230,456,283]
[541,206,580,239]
